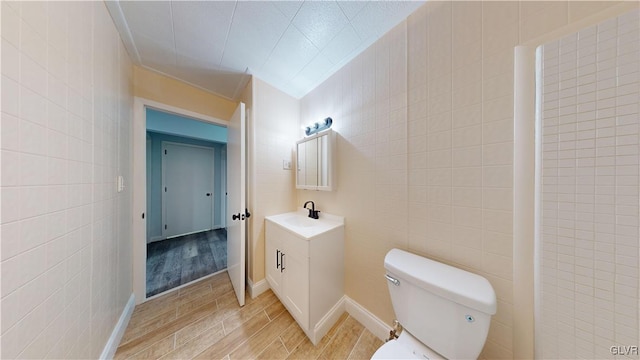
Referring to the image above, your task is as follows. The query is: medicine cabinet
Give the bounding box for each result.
[296,129,334,191]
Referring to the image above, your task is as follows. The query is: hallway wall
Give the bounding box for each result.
[1,2,133,358]
[146,132,226,241]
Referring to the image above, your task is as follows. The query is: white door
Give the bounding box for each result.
[227,102,246,306]
[163,142,215,238]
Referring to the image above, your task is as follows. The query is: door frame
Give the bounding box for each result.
[220,147,227,229]
[133,97,228,304]
[161,141,215,240]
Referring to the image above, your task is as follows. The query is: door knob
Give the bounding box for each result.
[232,213,241,220]
[206,193,211,196]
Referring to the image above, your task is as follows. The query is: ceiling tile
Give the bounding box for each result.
[261,26,319,83]
[176,54,218,72]
[321,24,361,64]
[172,1,236,65]
[220,1,291,72]
[272,1,303,21]
[292,1,349,50]
[337,1,368,20]
[351,1,423,41]
[291,55,335,91]
[120,1,174,48]
[135,33,176,67]
[109,0,426,100]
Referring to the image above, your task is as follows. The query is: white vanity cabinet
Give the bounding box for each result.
[264,211,344,345]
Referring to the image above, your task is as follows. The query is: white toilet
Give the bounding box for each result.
[372,249,497,359]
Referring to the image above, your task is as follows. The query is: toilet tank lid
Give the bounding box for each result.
[384,249,497,315]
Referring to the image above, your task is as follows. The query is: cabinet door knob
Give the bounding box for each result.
[276,249,280,269]
[280,252,285,272]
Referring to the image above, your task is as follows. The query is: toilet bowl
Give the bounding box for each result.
[372,249,497,359]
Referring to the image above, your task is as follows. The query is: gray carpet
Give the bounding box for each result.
[146,229,227,297]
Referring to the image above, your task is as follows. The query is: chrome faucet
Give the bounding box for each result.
[303,201,320,219]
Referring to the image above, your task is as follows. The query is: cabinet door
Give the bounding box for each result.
[265,224,282,295]
[282,248,309,330]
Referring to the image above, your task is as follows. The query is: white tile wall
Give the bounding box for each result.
[540,10,640,360]
[0,1,133,358]
[299,2,516,357]
[297,2,636,359]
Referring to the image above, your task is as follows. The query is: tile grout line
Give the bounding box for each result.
[193,301,279,360]
[118,305,180,348]
[125,333,175,360]
[228,308,282,358]
[255,336,284,359]
[313,314,350,360]
[279,334,291,355]
[277,337,288,356]
[115,274,231,355]
[120,292,233,355]
[279,321,304,354]
[345,326,366,360]
[263,309,271,321]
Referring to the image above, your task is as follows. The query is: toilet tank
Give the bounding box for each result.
[384,249,497,359]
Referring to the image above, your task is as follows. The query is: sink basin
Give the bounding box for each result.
[265,209,344,239]
[283,216,317,228]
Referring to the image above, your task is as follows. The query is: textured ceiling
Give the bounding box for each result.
[106,1,424,100]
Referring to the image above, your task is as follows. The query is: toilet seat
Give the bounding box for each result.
[371,340,418,359]
[371,332,443,360]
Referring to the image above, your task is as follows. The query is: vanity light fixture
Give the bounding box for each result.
[304,117,333,136]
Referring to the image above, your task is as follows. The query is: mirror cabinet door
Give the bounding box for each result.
[305,138,318,186]
[318,134,328,187]
[296,129,333,191]
[297,142,306,187]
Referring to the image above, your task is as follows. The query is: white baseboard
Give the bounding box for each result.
[345,296,392,341]
[100,293,135,359]
[312,297,346,344]
[247,278,269,299]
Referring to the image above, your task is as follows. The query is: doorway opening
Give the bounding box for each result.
[133,97,246,307]
[145,108,228,297]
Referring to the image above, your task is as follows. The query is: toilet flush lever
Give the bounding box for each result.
[385,274,400,286]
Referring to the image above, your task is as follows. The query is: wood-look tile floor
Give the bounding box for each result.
[147,229,227,297]
[116,272,382,360]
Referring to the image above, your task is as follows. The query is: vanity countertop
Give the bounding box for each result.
[265,209,344,240]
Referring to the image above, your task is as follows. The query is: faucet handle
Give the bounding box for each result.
[313,210,321,219]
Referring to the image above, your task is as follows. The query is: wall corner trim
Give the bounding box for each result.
[247,278,270,299]
[513,45,536,360]
[344,296,392,341]
[100,294,136,360]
